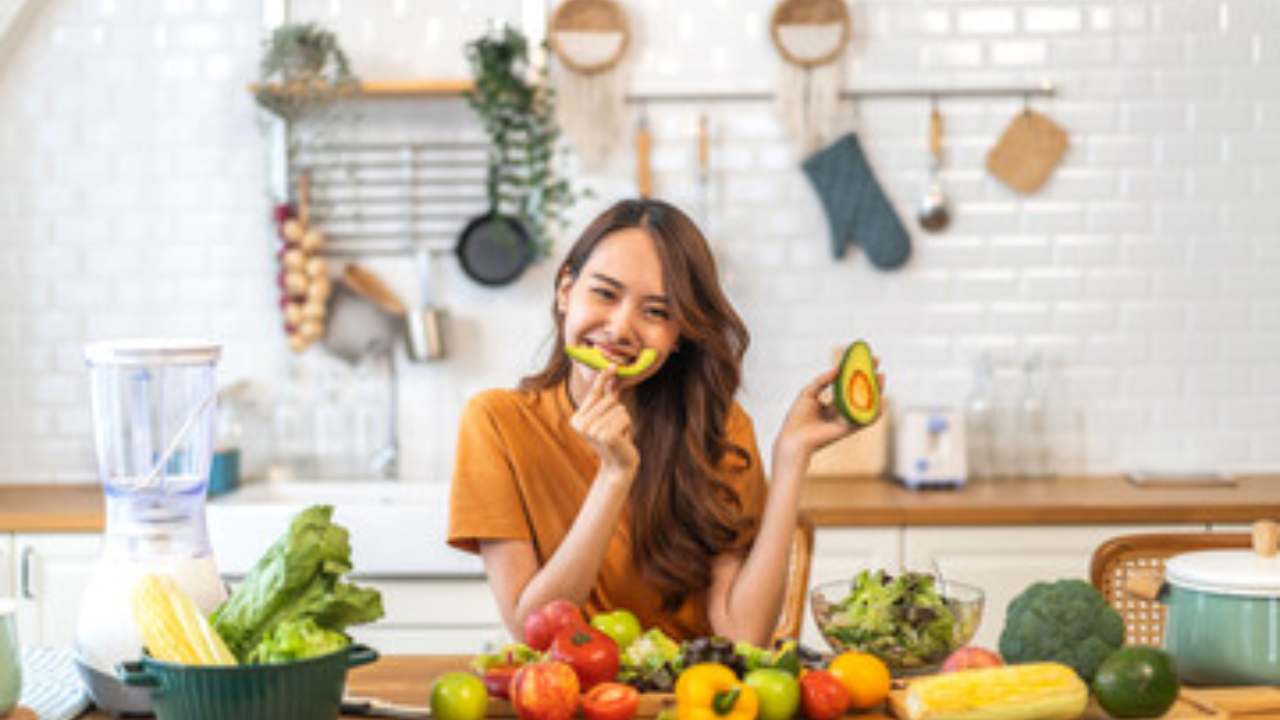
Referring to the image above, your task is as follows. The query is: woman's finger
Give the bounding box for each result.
[806,366,840,396]
[577,390,621,431]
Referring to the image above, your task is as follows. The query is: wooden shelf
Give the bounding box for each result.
[248,79,473,98]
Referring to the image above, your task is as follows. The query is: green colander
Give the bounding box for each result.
[117,644,378,720]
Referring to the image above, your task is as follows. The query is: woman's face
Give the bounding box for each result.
[557,227,681,388]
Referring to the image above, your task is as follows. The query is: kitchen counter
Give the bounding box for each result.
[0,484,103,532]
[798,474,1280,526]
[3,474,1279,535]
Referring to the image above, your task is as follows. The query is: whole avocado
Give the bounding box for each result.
[997,579,1125,681]
[1092,646,1179,718]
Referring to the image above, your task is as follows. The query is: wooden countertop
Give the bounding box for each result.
[70,654,1280,720]
[799,474,1280,526]
[3,475,1279,535]
[76,654,872,720]
[0,484,103,532]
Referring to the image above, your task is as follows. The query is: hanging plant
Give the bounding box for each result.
[464,25,584,256]
[255,22,359,121]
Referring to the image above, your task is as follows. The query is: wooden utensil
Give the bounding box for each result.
[917,105,950,232]
[343,264,407,317]
[986,108,1069,195]
[636,110,653,197]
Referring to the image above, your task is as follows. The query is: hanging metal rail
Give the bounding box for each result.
[624,80,1056,105]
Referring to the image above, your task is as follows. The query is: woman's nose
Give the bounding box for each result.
[604,305,639,344]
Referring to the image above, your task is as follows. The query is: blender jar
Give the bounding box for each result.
[76,339,230,714]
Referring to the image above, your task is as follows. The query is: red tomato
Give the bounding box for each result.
[482,664,520,699]
[549,626,620,690]
[524,600,589,651]
[510,661,580,720]
[799,669,851,720]
[581,682,640,720]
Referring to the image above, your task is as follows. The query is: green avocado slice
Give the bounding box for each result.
[565,345,659,378]
[833,340,880,425]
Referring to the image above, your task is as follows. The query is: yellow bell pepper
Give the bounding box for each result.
[676,663,759,720]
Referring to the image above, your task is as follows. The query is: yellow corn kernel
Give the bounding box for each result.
[132,573,236,666]
[904,662,1088,720]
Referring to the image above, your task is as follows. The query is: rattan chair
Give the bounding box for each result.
[1089,532,1251,646]
[773,518,815,642]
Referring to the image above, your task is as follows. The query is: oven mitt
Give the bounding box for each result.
[802,133,911,270]
[986,109,1069,195]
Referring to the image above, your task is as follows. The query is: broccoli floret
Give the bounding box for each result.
[998,579,1126,681]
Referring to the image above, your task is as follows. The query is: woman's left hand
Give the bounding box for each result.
[773,359,885,465]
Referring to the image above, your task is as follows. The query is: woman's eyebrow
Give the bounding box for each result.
[589,272,669,304]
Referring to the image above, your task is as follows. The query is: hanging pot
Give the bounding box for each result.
[1127,520,1280,685]
[455,211,535,287]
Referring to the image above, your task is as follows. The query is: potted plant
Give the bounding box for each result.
[463,24,583,257]
[254,22,359,121]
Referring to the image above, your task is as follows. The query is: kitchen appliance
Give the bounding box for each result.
[893,406,967,490]
[1128,521,1280,685]
[76,340,229,715]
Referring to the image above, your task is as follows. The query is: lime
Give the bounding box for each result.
[1092,646,1179,718]
[431,671,489,720]
[744,668,800,720]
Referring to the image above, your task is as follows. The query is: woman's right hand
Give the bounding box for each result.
[569,365,639,479]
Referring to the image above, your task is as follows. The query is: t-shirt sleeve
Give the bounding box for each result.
[447,391,533,554]
[721,403,768,552]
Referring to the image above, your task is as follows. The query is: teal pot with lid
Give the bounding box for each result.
[117,644,378,720]
[1154,522,1280,685]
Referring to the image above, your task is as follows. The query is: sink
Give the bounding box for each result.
[206,481,483,577]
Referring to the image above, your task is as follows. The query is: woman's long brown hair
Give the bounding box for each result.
[520,198,753,611]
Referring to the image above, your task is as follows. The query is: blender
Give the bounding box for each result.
[75,340,229,714]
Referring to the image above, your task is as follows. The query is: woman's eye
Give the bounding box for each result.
[646,307,670,320]
[591,287,616,301]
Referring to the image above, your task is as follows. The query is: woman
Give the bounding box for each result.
[448,198,880,645]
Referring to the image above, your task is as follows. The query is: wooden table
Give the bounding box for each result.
[74,655,896,720]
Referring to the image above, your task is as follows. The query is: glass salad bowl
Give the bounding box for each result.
[810,571,984,675]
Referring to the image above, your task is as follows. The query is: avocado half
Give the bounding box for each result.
[565,345,658,378]
[833,340,880,425]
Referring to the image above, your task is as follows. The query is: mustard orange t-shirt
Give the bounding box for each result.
[447,382,767,640]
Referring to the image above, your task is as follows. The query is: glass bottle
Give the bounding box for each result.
[965,353,995,480]
[1020,352,1050,478]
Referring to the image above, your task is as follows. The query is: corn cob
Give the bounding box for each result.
[132,573,237,666]
[903,662,1088,720]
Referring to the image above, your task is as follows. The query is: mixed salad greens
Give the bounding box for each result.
[816,569,957,667]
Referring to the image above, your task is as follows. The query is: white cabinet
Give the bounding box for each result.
[345,576,508,654]
[11,533,102,646]
[901,524,1207,649]
[802,527,901,648]
[0,535,12,598]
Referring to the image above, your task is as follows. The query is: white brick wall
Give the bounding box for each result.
[0,0,1277,485]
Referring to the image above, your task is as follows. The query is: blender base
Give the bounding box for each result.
[75,657,153,716]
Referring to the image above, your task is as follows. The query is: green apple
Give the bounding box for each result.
[589,609,642,651]
[430,671,488,720]
[745,668,800,720]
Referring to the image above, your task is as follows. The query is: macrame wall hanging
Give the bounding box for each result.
[769,0,851,154]
[547,0,632,169]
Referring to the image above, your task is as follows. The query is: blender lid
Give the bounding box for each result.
[85,339,221,366]
[1165,549,1280,597]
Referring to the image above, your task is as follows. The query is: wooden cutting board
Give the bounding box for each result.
[887,685,1280,720]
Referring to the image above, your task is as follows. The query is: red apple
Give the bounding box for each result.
[523,600,588,651]
[940,646,1003,673]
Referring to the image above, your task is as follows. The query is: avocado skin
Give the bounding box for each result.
[832,340,880,425]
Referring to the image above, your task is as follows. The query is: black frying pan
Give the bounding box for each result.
[456,211,535,287]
